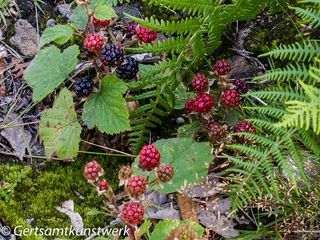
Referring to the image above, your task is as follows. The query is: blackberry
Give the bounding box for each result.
[193,93,214,113]
[121,202,144,225]
[139,144,161,170]
[100,44,124,66]
[234,78,249,94]
[221,89,241,108]
[93,17,110,28]
[83,160,103,181]
[126,22,138,38]
[126,176,147,199]
[75,77,94,97]
[234,121,256,143]
[157,164,174,183]
[83,33,104,53]
[184,99,195,113]
[214,59,231,76]
[136,26,157,43]
[207,122,223,139]
[116,57,139,80]
[192,73,209,92]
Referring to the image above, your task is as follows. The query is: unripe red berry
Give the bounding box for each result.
[207,122,224,140]
[184,99,195,113]
[83,33,105,53]
[191,73,209,92]
[126,176,147,199]
[93,17,110,28]
[221,89,241,108]
[214,59,231,76]
[121,202,144,225]
[234,121,256,143]
[139,144,161,170]
[84,160,103,181]
[157,164,174,183]
[99,180,108,189]
[136,26,157,43]
[193,93,214,113]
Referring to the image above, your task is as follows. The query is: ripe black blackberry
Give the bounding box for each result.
[75,77,93,97]
[116,57,139,80]
[100,44,124,66]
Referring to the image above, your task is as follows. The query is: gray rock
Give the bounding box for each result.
[0,29,3,40]
[46,19,56,28]
[56,4,72,19]
[9,19,39,57]
[114,5,141,18]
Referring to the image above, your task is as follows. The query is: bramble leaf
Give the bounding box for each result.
[94,4,116,20]
[133,138,212,193]
[82,75,131,134]
[39,25,74,48]
[24,45,79,102]
[39,89,81,159]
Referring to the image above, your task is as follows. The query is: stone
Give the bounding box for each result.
[56,4,72,19]
[46,19,56,28]
[9,19,39,57]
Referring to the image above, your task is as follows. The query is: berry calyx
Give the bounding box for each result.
[167,224,199,240]
[214,59,231,76]
[116,57,139,80]
[100,44,124,66]
[84,160,103,181]
[192,73,209,92]
[83,33,105,53]
[221,89,241,108]
[118,165,133,181]
[126,176,147,199]
[136,26,157,43]
[93,17,110,28]
[75,77,94,97]
[157,164,174,183]
[234,79,249,94]
[139,144,161,170]
[99,180,108,190]
[234,121,256,143]
[184,99,195,113]
[121,202,144,225]
[193,93,214,113]
[126,22,138,38]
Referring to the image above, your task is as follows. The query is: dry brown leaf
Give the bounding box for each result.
[177,192,198,223]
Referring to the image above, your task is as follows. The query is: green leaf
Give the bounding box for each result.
[177,121,200,138]
[82,75,131,134]
[86,209,105,216]
[39,25,74,48]
[93,4,117,20]
[39,89,81,159]
[24,45,79,102]
[136,219,152,238]
[71,5,88,30]
[173,83,195,110]
[133,138,212,193]
[151,219,204,239]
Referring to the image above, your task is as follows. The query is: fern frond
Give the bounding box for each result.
[244,106,286,119]
[276,81,320,134]
[254,64,311,83]
[299,0,320,5]
[126,37,189,55]
[123,14,204,35]
[146,0,222,16]
[292,6,320,27]
[245,87,307,102]
[259,40,320,62]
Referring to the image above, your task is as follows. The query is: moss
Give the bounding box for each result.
[0,153,130,239]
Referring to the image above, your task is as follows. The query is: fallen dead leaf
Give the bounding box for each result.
[177,193,198,223]
[0,113,31,160]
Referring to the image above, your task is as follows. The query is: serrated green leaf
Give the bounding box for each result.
[136,219,152,238]
[71,5,88,30]
[177,121,200,138]
[82,75,131,134]
[39,25,74,48]
[151,219,204,239]
[133,138,212,193]
[24,45,79,102]
[93,4,117,20]
[39,89,81,159]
